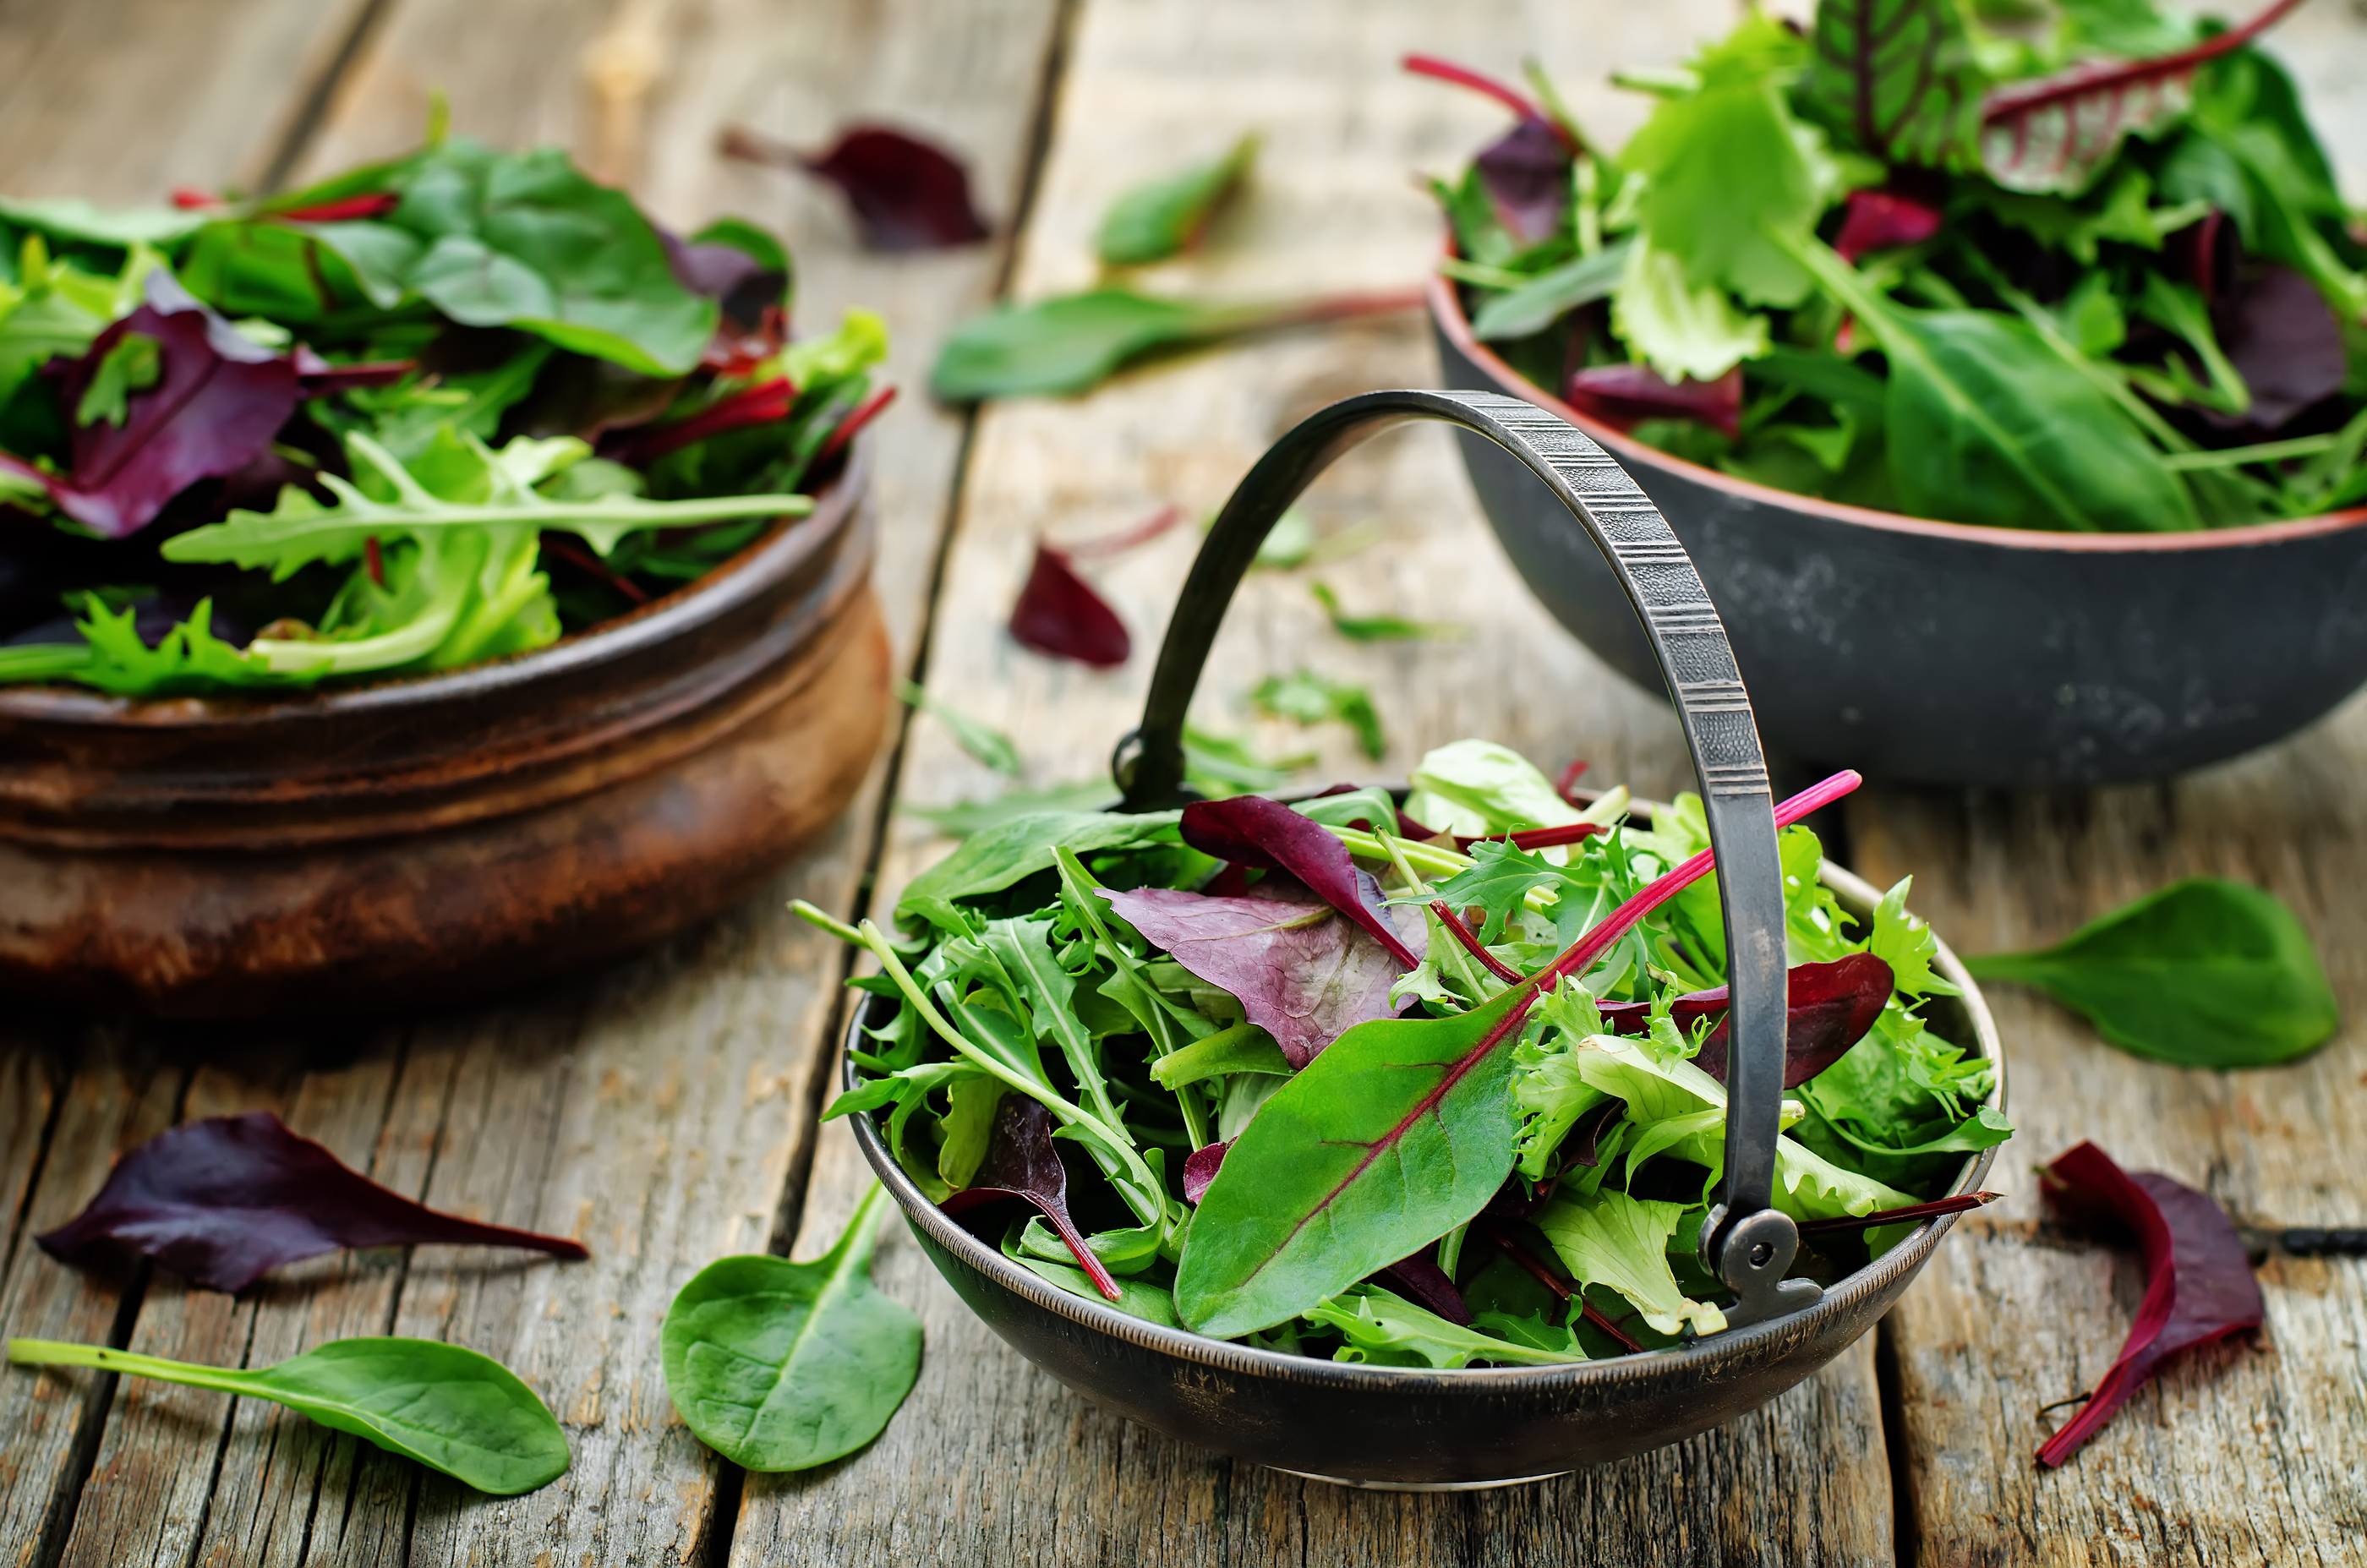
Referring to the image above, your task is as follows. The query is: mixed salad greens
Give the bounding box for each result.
[0,125,886,696]
[1428,0,2367,532]
[800,740,2008,1363]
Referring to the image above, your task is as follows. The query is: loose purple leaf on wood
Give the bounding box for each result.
[1182,1139,1230,1205]
[39,271,299,539]
[1563,363,1742,440]
[1179,795,1423,970]
[2035,1141,2264,1467]
[36,1112,588,1293]
[1375,1248,1472,1325]
[1009,544,1130,667]
[1102,877,1419,1068]
[938,1097,1122,1300]
[1474,117,1571,247]
[1600,953,1894,1089]
[722,123,990,251]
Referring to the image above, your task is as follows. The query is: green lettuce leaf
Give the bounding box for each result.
[1536,1188,1726,1337]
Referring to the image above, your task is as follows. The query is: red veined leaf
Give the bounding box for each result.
[36,1112,588,1293]
[1102,877,1415,1068]
[1834,187,1945,262]
[721,123,990,251]
[2033,1142,2264,1467]
[1375,1248,1472,1325]
[939,1096,1122,1300]
[1803,0,1985,168]
[1009,543,1129,666]
[1599,953,1897,1089]
[38,270,299,538]
[1179,795,1422,970]
[1564,363,1742,440]
[1431,900,1525,985]
[171,188,223,210]
[1474,117,1571,247]
[1978,0,2305,195]
[601,377,794,467]
[1181,1139,1231,1204]
[1455,821,1605,854]
[542,535,650,605]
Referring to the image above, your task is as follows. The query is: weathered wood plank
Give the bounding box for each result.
[1849,739,2367,1567]
[735,2,1893,1561]
[13,0,1068,1563]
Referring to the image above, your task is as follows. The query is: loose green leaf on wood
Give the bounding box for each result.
[1309,582,1467,642]
[660,1182,923,1472]
[1096,134,1259,266]
[6,1336,569,1494]
[1964,877,2337,1067]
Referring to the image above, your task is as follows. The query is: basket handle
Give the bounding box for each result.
[1110,388,1816,1330]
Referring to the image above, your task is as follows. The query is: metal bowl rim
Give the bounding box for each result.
[1430,268,2367,556]
[0,435,871,728]
[846,850,2006,1394]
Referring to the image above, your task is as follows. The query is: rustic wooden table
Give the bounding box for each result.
[4,0,2365,1562]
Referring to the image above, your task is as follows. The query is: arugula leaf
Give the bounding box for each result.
[1096,134,1258,266]
[1536,1188,1726,1337]
[1306,1283,1588,1367]
[1963,877,2336,1067]
[660,1183,922,1472]
[7,1336,568,1494]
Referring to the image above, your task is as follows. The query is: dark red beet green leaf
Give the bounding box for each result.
[36,1112,588,1293]
[723,123,990,251]
[1833,187,1944,263]
[1009,544,1129,667]
[1102,877,1414,1068]
[1563,363,1742,440]
[1376,1248,1471,1325]
[39,271,299,539]
[1474,117,1571,247]
[1598,953,1896,1090]
[1179,795,1422,970]
[1181,1140,1230,1205]
[939,1096,1122,1300]
[2212,264,2345,431]
[2035,1141,2264,1467]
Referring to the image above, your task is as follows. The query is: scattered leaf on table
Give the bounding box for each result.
[661,1182,923,1471]
[1009,543,1129,666]
[1252,669,1386,760]
[1096,134,1259,266]
[1180,794,1422,970]
[1102,878,1408,1068]
[36,1111,588,1292]
[2033,1141,2264,1466]
[1309,582,1467,642]
[6,1336,570,1494]
[897,679,1021,776]
[939,1098,1123,1298]
[721,123,989,250]
[1962,877,2336,1067]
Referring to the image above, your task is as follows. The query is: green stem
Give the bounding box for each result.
[8,1339,253,1399]
[2162,434,2342,471]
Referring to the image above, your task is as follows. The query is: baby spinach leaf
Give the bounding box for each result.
[1964,877,2336,1067]
[1096,134,1258,266]
[1150,1022,1293,1088]
[36,1111,587,1292]
[896,679,1021,776]
[1406,738,1593,838]
[1306,1284,1586,1368]
[1801,0,1985,171]
[6,1336,569,1494]
[661,1182,922,1472]
[932,289,1224,400]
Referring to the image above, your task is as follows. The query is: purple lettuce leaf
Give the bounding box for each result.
[1474,117,1571,247]
[939,1096,1122,1299]
[1101,876,1419,1068]
[38,270,298,539]
[1178,795,1423,970]
[2211,263,2346,431]
[36,1112,588,1293]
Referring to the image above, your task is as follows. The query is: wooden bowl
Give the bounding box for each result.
[1432,272,2367,787]
[0,444,888,1019]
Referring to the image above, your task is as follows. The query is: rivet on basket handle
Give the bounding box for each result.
[1112,389,1818,1331]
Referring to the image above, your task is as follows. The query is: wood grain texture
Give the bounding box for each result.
[1847,724,2367,1568]
[735,1,1891,1561]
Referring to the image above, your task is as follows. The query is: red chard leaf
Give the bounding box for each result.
[1179,795,1422,970]
[2209,264,2345,431]
[36,1112,588,1293]
[1474,117,1572,247]
[1686,953,1895,1089]
[1101,877,1419,1068]
[2035,1141,2265,1467]
[1375,1248,1472,1325]
[723,123,990,251]
[1009,544,1129,666]
[41,271,299,538]
[1181,1139,1230,1205]
[940,1097,1122,1300]
[1834,187,1945,262]
[1563,363,1741,440]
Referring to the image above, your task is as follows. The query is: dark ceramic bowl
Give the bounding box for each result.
[849,391,2006,1485]
[0,443,888,1019]
[1432,274,2367,787]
